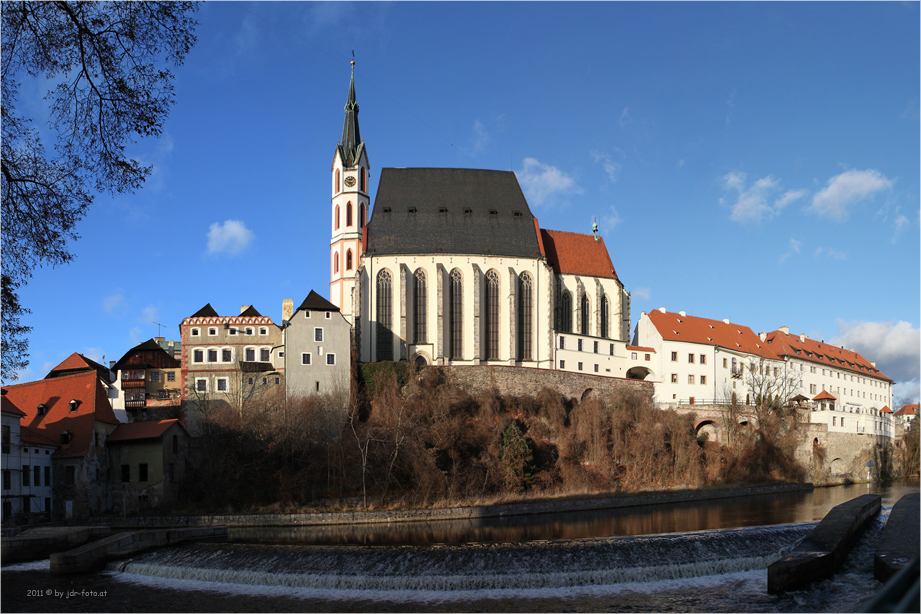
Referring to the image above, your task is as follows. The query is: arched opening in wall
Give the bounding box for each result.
[346,202,353,227]
[346,249,353,270]
[829,457,844,476]
[484,269,500,360]
[626,366,651,380]
[376,269,393,361]
[450,269,463,359]
[334,252,339,274]
[696,421,719,446]
[580,388,593,402]
[601,295,609,338]
[413,353,428,366]
[560,291,572,333]
[334,205,340,230]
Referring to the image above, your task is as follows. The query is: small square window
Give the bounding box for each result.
[259,327,268,335]
[167,372,176,382]
[260,348,270,362]
[723,358,728,368]
[302,353,311,365]
[631,352,637,360]
[245,348,255,361]
[275,377,280,385]
[305,311,311,318]
[577,339,583,352]
[577,362,583,371]
[193,350,203,363]
[325,312,331,319]
[208,349,218,362]
[222,349,232,362]
[150,372,159,382]
[700,375,707,385]
[671,374,678,383]
[594,364,599,373]
[229,328,237,336]
[700,355,706,365]
[217,378,227,391]
[191,328,200,337]
[671,352,678,362]
[327,353,336,365]
[688,354,695,364]
[315,328,324,342]
[688,375,695,384]
[208,328,217,336]
[560,360,565,369]
[645,354,651,361]
[196,379,208,392]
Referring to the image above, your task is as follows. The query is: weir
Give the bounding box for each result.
[109,523,813,592]
[874,492,920,582]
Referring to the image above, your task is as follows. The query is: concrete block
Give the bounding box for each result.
[875,493,920,583]
[768,494,880,594]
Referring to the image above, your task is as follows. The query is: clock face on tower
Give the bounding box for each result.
[344,176,356,188]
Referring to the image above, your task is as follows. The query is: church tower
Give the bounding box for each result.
[330,60,369,324]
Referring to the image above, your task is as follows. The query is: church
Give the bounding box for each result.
[330,64,644,378]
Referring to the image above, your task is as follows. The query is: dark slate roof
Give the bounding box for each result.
[239,305,263,318]
[339,66,362,167]
[366,168,542,257]
[111,339,180,372]
[297,290,340,313]
[190,303,219,318]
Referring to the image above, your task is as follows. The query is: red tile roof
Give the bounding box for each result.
[20,426,58,447]
[880,405,893,414]
[107,419,187,443]
[46,352,112,381]
[626,345,656,353]
[540,229,619,280]
[3,371,118,458]
[647,310,779,358]
[764,330,892,382]
[1,392,26,418]
[813,390,837,401]
[895,404,918,416]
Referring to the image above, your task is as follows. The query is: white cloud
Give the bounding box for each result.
[128,327,145,346]
[809,169,893,221]
[619,107,632,128]
[235,15,259,56]
[779,238,801,264]
[102,292,126,315]
[140,306,160,325]
[633,287,651,300]
[207,220,254,256]
[894,380,919,405]
[813,246,847,260]
[472,120,488,153]
[591,150,622,183]
[516,158,581,206]
[832,320,920,386]
[600,206,622,233]
[82,347,105,364]
[722,172,809,225]
[677,159,685,168]
[892,211,912,243]
[775,189,809,210]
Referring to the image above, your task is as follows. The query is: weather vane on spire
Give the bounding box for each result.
[592,216,599,241]
[351,50,355,67]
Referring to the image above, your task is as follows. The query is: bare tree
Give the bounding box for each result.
[743,356,803,421]
[1,1,199,380]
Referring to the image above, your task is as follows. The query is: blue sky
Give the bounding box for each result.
[11,2,921,401]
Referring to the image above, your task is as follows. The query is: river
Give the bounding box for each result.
[2,479,918,612]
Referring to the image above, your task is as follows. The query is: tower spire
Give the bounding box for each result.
[340,57,362,166]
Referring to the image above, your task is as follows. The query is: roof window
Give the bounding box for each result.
[464,208,472,215]
[37,404,46,416]
[69,399,80,412]
[489,209,498,216]
[382,207,392,213]
[513,211,522,217]
[407,207,417,214]
[439,207,448,214]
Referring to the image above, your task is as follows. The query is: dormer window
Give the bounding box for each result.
[407,207,417,214]
[488,209,498,216]
[61,431,72,445]
[37,404,46,416]
[439,207,448,214]
[69,399,80,412]
[464,208,472,215]
[513,211,522,218]
[382,207,392,213]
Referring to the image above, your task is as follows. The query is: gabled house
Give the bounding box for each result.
[895,403,918,427]
[111,339,182,422]
[3,354,120,519]
[285,290,352,398]
[107,419,190,513]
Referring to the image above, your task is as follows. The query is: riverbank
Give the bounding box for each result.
[87,482,813,528]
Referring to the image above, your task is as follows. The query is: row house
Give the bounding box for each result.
[111,339,182,422]
[634,308,897,438]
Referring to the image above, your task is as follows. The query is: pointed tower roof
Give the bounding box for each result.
[339,60,363,167]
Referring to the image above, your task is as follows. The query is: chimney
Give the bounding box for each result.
[759,331,767,342]
[800,334,806,342]
[679,311,686,317]
[240,305,249,314]
[658,307,667,314]
[779,326,789,335]
[723,319,730,324]
[282,298,294,321]
[109,360,116,369]
[155,336,165,344]
[871,362,876,367]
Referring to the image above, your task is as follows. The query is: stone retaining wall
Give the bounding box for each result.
[438,365,653,401]
[88,483,811,529]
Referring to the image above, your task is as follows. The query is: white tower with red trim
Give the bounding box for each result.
[330,60,369,324]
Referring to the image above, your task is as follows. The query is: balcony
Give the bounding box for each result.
[121,379,145,390]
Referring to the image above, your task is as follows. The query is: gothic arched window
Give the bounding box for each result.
[580,293,590,335]
[376,270,393,361]
[335,169,340,194]
[413,269,427,344]
[361,168,367,192]
[334,252,339,274]
[334,204,340,230]
[601,295,609,338]
[346,249,353,271]
[359,204,365,228]
[485,270,500,360]
[346,202,353,227]
[560,291,572,333]
[518,272,533,361]
[450,269,463,359]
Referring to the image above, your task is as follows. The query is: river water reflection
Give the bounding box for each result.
[231,479,920,546]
